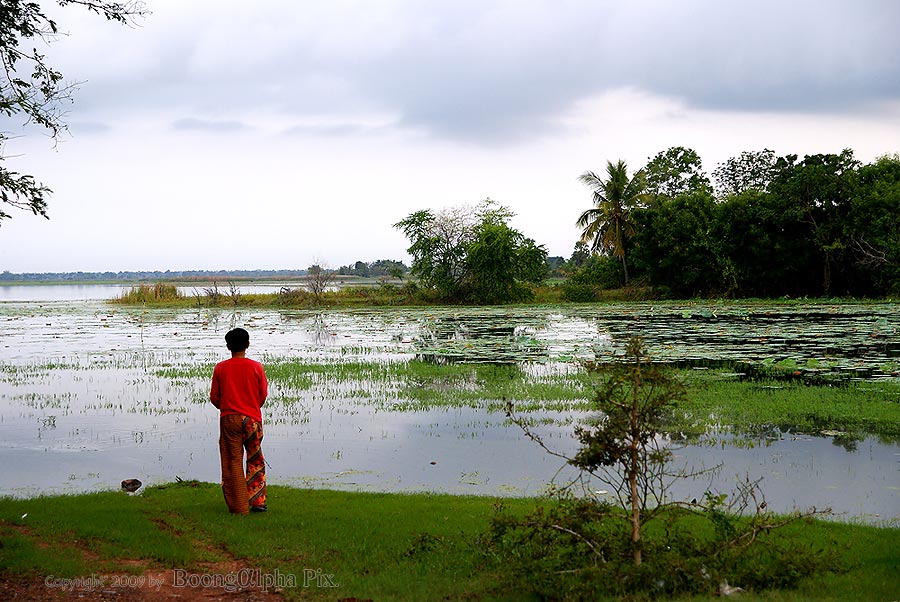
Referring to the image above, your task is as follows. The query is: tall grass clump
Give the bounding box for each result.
[113,283,182,304]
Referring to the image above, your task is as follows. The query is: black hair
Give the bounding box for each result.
[225,328,250,352]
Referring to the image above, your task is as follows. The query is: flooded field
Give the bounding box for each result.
[1,292,898,523]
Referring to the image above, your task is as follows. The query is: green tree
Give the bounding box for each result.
[496,338,834,599]
[565,241,590,272]
[577,160,648,285]
[710,189,816,297]
[393,204,481,299]
[1,0,146,225]
[846,154,900,294]
[395,200,546,303]
[464,217,547,304]
[631,191,720,297]
[353,260,370,277]
[643,146,712,199]
[769,150,860,295]
[712,149,777,199]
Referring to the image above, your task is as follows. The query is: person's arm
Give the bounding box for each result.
[258,365,268,407]
[210,365,222,409]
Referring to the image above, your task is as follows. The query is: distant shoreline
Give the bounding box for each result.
[0,275,379,286]
[0,270,315,284]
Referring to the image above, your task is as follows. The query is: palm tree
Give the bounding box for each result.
[577,160,649,285]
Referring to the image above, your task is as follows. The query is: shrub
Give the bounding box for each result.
[114,283,181,303]
[488,337,838,599]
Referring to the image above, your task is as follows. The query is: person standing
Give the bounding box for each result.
[210,327,268,513]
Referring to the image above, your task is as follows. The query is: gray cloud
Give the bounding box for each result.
[283,122,381,138]
[56,0,900,145]
[68,121,113,135]
[171,117,248,132]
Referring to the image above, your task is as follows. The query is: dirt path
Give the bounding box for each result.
[1,515,287,601]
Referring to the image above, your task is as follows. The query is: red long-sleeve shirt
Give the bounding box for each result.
[210,357,268,422]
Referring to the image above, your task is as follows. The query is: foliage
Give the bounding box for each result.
[631,190,721,297]
[713,148,777,198]
[643,145,712,199]
[336,258,408,278]
[848,154,900,294]
[597,148,900,298]
[560,255,624,301]
[494,337,836,598]
[577,160,649,284]
[465,218,541,304]
[0,0,146,224]
[112,283,181,303]
[485,498,841,600]
[768,149,861,295]
[275,285,312,306]
[394,199,547,304]
[394,204,481,299]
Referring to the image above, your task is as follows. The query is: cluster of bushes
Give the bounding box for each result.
[566,150,900,299]
[484,497,840,599]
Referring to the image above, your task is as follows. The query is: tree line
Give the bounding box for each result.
[393,147,899,303]
[567,147,900,299]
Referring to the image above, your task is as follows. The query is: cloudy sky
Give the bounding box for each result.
[2,0,898,273]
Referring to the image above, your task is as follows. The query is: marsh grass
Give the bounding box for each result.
[147,356,900,439]
[679,373,900,441]
[1,483,897,601]
[4,341,899,439]
[112,283,182,304]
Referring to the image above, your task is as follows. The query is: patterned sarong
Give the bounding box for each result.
[219,414,267,513]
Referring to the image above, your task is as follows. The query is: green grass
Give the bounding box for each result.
[103,282,669,308]
[113,283,183,303]
[146,356,900,438]
[1,483,898,601]
[678,373,900,441]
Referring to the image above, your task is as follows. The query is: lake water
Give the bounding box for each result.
[0,282,307,302]
[0,285,898,524]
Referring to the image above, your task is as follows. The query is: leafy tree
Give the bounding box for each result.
[561,255,624,301]
[846,154,900,294]
[577,160,649,285]
[569,338,685,566]
[394,205,481,299]
[369,259,407,277]
[631,191,720,297]
[564,241,590,272]
[545,255,566,278]
[643,146,712,199]
[1,0,146,224]
[464,217,547,304]
[570,147,899,299]
[352,260,370,277]
[712,149,777,199]
[395,199,546,304]
[494,338,835,598]
[769,149,860,295]
[709,189,816,297]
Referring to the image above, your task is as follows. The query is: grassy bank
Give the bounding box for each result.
[1,483,897,601]
[108,281,900,308]
[103,282,664,308]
